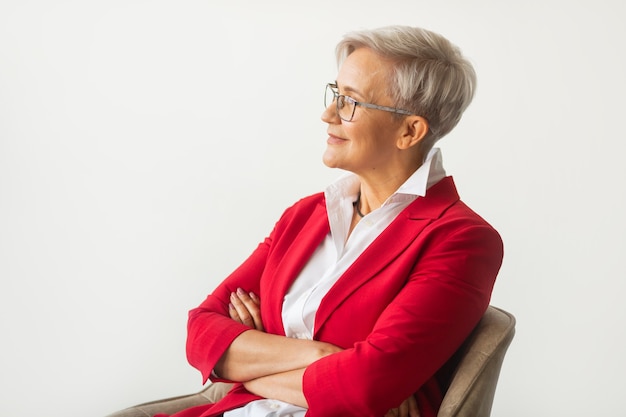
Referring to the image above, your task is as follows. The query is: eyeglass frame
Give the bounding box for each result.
[324,82,413,122]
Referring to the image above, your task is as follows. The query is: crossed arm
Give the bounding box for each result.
[223,288,420,417]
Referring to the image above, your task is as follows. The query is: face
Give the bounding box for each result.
[321,47,407,177]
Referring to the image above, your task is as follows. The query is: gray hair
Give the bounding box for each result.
[336,26,476,149]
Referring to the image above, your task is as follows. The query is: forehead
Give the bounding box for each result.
[336,47,393,98]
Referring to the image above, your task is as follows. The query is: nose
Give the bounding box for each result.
[321,101,340,124]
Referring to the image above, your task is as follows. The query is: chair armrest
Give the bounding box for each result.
[105,383,234,417]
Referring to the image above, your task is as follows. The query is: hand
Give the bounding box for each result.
[384,395,420,417]
[217,288,342,382]
[229,288,264,331]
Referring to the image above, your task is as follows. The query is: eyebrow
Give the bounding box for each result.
[335,81,366,99]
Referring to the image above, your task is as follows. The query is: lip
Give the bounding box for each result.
[327,133,347,145]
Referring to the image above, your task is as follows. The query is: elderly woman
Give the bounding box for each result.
[158,25,503,417]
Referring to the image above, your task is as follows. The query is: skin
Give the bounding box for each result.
[215,47,427,416]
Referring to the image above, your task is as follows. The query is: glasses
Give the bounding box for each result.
[324,82,413,122]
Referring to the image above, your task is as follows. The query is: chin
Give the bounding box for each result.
[322,151,340,169]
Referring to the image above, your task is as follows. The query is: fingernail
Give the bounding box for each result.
[236,287,245,296]
[229,302,235,310]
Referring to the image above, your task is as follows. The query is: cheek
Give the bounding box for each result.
[347,124,389,155]
[344,122,374,146]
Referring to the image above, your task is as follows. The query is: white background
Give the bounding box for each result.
[1,1,625,416]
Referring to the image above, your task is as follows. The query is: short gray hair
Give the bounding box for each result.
[336,26,476,149]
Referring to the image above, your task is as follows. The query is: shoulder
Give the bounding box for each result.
[281,192,325,216]
[292,192,326,209]
[419,177,497,227]
[414,177,502,248]
[440,199,504,255]
[272,192,326,227]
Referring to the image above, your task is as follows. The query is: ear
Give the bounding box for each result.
[396,116,429,150]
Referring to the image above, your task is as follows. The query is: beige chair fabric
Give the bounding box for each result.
[438,306,515,417]
[105,381,234,417]
[106,306,515,417]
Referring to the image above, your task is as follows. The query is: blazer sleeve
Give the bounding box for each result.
[185,234,270,384]
[302,220,504,417]
[185,194,326,384]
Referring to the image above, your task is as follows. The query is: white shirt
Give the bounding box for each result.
[224,148,446,417]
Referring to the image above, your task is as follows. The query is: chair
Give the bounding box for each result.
[106,306,515,417]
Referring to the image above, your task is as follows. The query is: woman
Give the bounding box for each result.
[160,25,503,417]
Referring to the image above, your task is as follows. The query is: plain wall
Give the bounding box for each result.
[1,0,625,415]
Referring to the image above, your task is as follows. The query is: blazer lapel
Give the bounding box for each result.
[264,199,330,335]
[313,177,460,336]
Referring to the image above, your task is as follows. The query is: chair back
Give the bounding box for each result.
[438,306,516,417]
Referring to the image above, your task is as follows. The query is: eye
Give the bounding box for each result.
[336,96,346,110]
[344,96,357,106]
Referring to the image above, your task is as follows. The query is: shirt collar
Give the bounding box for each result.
[324,147,446,208]
[396,147,446,197]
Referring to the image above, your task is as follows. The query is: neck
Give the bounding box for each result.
[356,162,422,215]
[352,147,426,214]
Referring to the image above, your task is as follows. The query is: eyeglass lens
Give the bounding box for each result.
[325,84,353,121]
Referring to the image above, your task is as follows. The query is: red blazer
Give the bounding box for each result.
[175,176,503,417]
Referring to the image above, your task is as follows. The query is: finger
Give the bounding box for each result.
[249,291,261,306]
[248,292,263,330]
[235,288,264,331]
[230,292,255,328]
[398,400,408,417]
[407,396,420,417]
[228,302,241,323]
